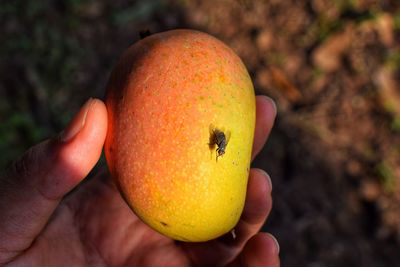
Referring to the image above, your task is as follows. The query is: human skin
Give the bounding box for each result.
[0,96,280,267]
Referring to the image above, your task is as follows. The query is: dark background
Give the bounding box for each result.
[1,1,400,266]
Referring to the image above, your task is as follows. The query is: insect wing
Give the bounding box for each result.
[225,130,231,144]
[209,123,216,135]
[208,123,218,148]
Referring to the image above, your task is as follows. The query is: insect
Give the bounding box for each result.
[209,124,231,161]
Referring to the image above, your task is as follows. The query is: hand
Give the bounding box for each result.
[0,96,279,267]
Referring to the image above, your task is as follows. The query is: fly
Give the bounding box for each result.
[209,124,231,162]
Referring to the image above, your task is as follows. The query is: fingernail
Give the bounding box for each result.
[262,95,277,118]
[266,233,280,254]
[257,168,273,193]
[59,98,94,142]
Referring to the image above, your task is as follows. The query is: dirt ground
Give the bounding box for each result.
[1,0,400,266]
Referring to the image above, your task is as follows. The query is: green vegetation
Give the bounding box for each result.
[376,161,396,193]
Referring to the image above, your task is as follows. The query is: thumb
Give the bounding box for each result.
[0,98,107,264]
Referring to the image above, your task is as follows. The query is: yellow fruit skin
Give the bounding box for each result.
[105,29,256,242]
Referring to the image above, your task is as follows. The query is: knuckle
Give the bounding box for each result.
[4,142,46,185]
[10,147,37,179]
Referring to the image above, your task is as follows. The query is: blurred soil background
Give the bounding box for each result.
[1,0,400,266]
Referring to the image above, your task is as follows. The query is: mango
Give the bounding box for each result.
[104,29,256,242]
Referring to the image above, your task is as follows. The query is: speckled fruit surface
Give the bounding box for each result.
[105,29,255,242]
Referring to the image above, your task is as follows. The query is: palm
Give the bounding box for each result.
[13,172,190,266]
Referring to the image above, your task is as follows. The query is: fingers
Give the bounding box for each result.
[252,96,277,161]
[233,169,272,240]
[182,168,273,266]
[0,98,107,264]
[228,233,280,267]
